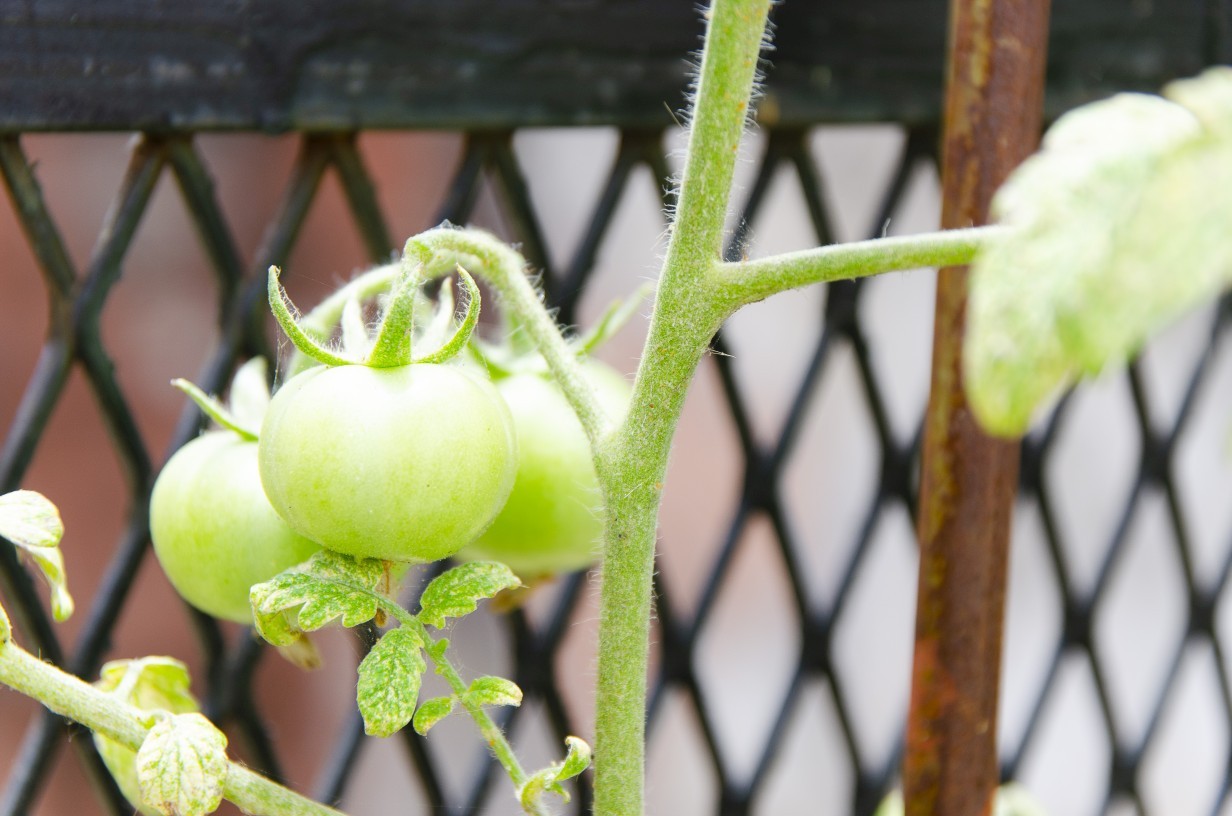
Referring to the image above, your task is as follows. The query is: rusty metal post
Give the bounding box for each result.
[903,2,1051,816]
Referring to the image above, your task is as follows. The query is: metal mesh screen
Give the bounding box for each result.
[3,9,1232,816]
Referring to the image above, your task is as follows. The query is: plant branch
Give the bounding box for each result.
[404,228,610,446]
[712,225,1007,313]
[0,633,346,816]
[379,602,548,816]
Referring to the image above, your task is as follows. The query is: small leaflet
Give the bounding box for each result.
[135,713,229,816]
[966,66,1232,436]
[357,627,426,737]
[418,562,520,629]
[0,490,74,621]
[517,737,593,810]
[0,602,9,643]
[465,676,523,709]
[250,551,386,647]
[412,696,456,736]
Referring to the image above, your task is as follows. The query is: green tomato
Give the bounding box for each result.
[150,432,322,623]
[459,361,630,579]
[258,363,517,563]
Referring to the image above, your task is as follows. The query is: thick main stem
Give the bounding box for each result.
[590,2,771,815]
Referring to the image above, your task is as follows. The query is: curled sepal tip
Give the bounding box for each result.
[135,712,228,816]
[0,490,73,621]
[357,627,426,737]
[418,562,521,629]
[518,736,592,810]
[268,266,356,369]
[413,266,482,365]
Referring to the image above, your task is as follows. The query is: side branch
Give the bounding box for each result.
[711,225,1006,313]
[0,637,346,816]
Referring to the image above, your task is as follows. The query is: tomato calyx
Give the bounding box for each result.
[268,259,482,370]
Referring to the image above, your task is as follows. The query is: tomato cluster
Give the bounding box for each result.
[150,263,628,624]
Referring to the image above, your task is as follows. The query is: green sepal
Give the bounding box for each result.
[249,551,387,646]
[226,357,272,433]
[135,713,228,816]
[0,489,74,621]
[464,676,522,709]
[572,282,653,356]
[412,695,456,736]
[412,266,482,365]
[268,265,357,368]
[171,379,258,441]
[357,627,426,737]
[518,737,592,809]
[340,295,372,359]
[418,562,521,629]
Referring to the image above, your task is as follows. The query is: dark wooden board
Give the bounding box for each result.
[0,0,1217,132]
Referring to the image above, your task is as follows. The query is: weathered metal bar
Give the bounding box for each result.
[903,1,1051,815]
[0,1,1207,132]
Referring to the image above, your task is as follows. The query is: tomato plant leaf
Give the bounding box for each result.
[418,562,520,629]
[250,551,387,646]
[357,627,426,737]
[464,676,522,708]
[967,66,1232,436]
[556,736,592,782]
[412,695,456,736]
[135,713,228,816]
[94,658,200,816]
[0,489,74,621]
[0,603,9,643]
[518,736,592,810]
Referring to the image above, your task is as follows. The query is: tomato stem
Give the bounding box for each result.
[0,633,347,816]
[378,600,551,816]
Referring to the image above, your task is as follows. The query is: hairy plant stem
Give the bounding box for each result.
[0,632,346,816]
[380,602,548,816]
[712,225,1006,313]
[589,2,771,814]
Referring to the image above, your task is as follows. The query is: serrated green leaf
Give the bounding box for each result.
[227,357,271,434]
[418,562,520,628]
[412,695,456,735]
[967,68,1232,436]
[94,658,199,816]
[873,790,904,816]
[464,676,522,708]
[555,736,592,782]
[0,490,74,621]
[0,602,9,643]
[135,713,228,816]
[250,551,387,646]
[357,627,426,737]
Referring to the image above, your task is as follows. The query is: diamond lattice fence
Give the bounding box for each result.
[3,11,1232,816]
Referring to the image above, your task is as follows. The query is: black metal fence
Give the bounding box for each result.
[2,3,1231,815]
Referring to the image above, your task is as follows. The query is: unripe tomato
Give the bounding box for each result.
[150,432,321,623]
[258,363,517,563]
[459,361,630,579]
